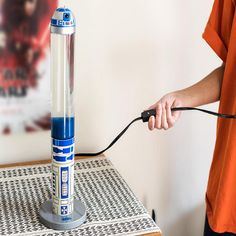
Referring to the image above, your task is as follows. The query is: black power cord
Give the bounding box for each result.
[76,117,142,157]
[75,107,236,157]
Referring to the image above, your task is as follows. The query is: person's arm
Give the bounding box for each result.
[148,65,225,130]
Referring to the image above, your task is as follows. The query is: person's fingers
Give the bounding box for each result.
[172,101,181,121]
[161,103,169,130]
[148,116,155,131]
[166,103,175,128]
[155,104,162,129]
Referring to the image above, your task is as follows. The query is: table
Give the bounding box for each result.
[0,156,162,236]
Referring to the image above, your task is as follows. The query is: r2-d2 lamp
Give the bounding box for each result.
[39,7,86,230]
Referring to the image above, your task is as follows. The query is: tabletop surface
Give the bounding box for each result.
[0,156,162,236]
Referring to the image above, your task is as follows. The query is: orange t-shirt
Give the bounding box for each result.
[202,0,236,233]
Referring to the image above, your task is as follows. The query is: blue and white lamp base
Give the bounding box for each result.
[39,137,86,230]
[39,199,86,230]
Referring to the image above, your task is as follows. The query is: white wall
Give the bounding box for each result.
[0,0,221,235]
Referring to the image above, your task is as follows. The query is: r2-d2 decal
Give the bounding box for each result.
[52,138,74,216]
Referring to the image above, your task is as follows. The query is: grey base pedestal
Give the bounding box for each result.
[39,200,86,230]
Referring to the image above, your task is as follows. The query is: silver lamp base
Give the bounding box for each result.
[39,200,86,230]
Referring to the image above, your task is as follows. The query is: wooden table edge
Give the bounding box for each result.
[0,155,105,168]
[144,233,162,236]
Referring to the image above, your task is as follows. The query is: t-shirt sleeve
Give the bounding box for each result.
[202,0,235,62]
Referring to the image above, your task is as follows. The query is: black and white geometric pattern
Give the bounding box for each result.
[0,156,161,236]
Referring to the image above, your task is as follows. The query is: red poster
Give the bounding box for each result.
[0,0,58,134]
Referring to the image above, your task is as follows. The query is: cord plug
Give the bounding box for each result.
[141,109,156,122]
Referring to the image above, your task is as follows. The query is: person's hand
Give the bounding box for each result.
[148,92,183,131]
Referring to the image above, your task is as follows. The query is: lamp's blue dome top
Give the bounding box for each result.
[51,7,76,35]
[56,8,71,12]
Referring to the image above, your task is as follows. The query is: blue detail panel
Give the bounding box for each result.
[61,206,68,215]
[67,155,74,161]
[52,137,74,162]
[52,138,74,146]
[57,8,66,12]
[62,216,72,221]
[53,146,73,154]
[53,154,74,162]
[61,167,69,199]
[56,8,71,12]
[63,13,71,21]
[51,19,57,25]
[51,19,75,27]
[51,117,74,140]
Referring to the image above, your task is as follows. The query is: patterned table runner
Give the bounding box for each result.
[0,156,161,236]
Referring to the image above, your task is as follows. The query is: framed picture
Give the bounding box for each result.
[0,0,58,134]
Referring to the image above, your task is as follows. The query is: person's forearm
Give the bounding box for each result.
[174,65,225,107]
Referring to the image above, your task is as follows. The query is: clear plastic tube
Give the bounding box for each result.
[51,33,75,140]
